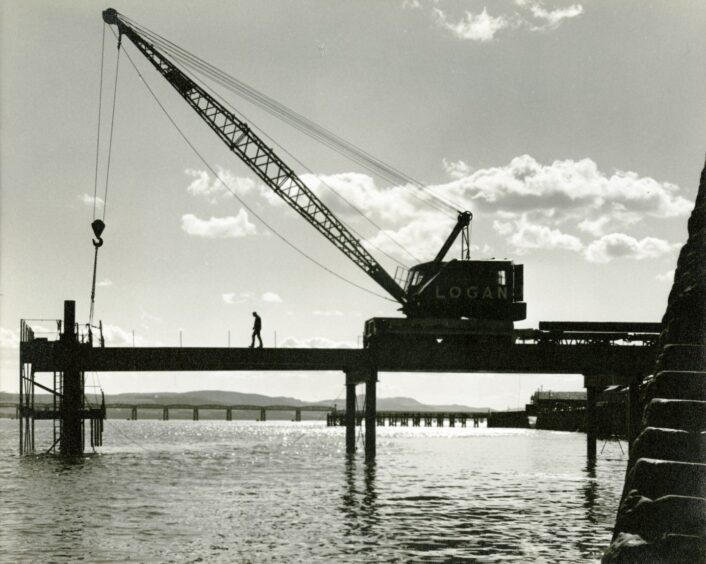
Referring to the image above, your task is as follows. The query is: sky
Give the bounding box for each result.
[1,0,705,408]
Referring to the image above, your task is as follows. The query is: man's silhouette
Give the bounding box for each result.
[250,311,263,348]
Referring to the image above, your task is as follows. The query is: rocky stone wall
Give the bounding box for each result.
[602,160,706,562]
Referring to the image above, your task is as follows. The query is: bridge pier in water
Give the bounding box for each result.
[343,368,377,460]
[365,371,377,461]
[60,301,83,456]
[626,376,641,454]
[584,372,648,463]
[586,386,598,463]
[345,371,357,456]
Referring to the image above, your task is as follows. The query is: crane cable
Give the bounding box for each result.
[119,13,465,216]
[175,69,420,267]
[89,26,121,326]
[118,18,422,265]
[191,71,421,267]
[116,32,397,303]
[91,23,106,221]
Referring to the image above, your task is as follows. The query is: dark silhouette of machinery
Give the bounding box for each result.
[102,9,526,343]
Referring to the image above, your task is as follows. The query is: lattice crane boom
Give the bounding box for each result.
[102,8,408,306]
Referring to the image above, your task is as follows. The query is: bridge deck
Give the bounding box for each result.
[20,339,656,384]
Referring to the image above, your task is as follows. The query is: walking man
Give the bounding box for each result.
[250,311,263,348]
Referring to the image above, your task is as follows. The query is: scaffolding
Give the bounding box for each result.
[18,302,105,455]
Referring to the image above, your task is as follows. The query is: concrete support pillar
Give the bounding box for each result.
[192,408,199,421]
[345,373,357,455]
[627,378,641,453]
[586,386,598,463]
[295,409,301,422]
[365,370,377,461]
[226,408,232,421]
[162,407,169,421]
[260,408,266,422]
[60,300,83,456]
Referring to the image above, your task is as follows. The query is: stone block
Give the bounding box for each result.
[630,427,706,464]
[658,345,706,372]
[616,491,706,540]
[643,399,706,432]
[648,371,706,401]
[626,458,706,500]
[601,532,651,563]
[602,532,706,563]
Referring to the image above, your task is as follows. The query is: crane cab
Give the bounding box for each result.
[403,259,526,321]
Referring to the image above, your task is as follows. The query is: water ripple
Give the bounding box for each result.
[0,420,626,562]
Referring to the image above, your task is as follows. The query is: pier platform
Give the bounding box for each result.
[19,308,658,460]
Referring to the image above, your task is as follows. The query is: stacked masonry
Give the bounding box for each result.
[603,161,706,562]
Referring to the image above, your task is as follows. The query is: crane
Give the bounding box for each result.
[101,9,526,333]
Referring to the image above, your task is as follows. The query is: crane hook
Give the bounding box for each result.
[92,219,105,248]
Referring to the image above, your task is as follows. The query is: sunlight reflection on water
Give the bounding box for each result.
[1,420,626,562]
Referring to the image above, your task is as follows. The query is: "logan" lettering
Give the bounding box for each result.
[435,286,508,300]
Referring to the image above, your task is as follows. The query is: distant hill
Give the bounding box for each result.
[0,390,493,413]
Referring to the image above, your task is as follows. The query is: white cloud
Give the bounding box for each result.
[493,217,583,253]
[81,193,104,208]
[181,155,686,266]
[261,292,282,303]
[96,278,113,287]
[223,292,255,305]
[279,336,354,348]
[442,158,473,179]
[434,7,509,42]
[367,211,453,260]
[429,1,583,42]
[101,324,147,347]
[184,167,285,210]
[527,2,584,30]
[312,310,344,317]
[0,328,19,349]
[577,216,611,237]
[438,155,691,236]
[493,220,513,237]
[656,269,675,283]
[584,233,677,263]
[223,291,282,304]
[185,167,256,203]
[181,210,256,238]
[301,172,418,224]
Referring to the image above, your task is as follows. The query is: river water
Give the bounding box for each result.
[0,419,627,562]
